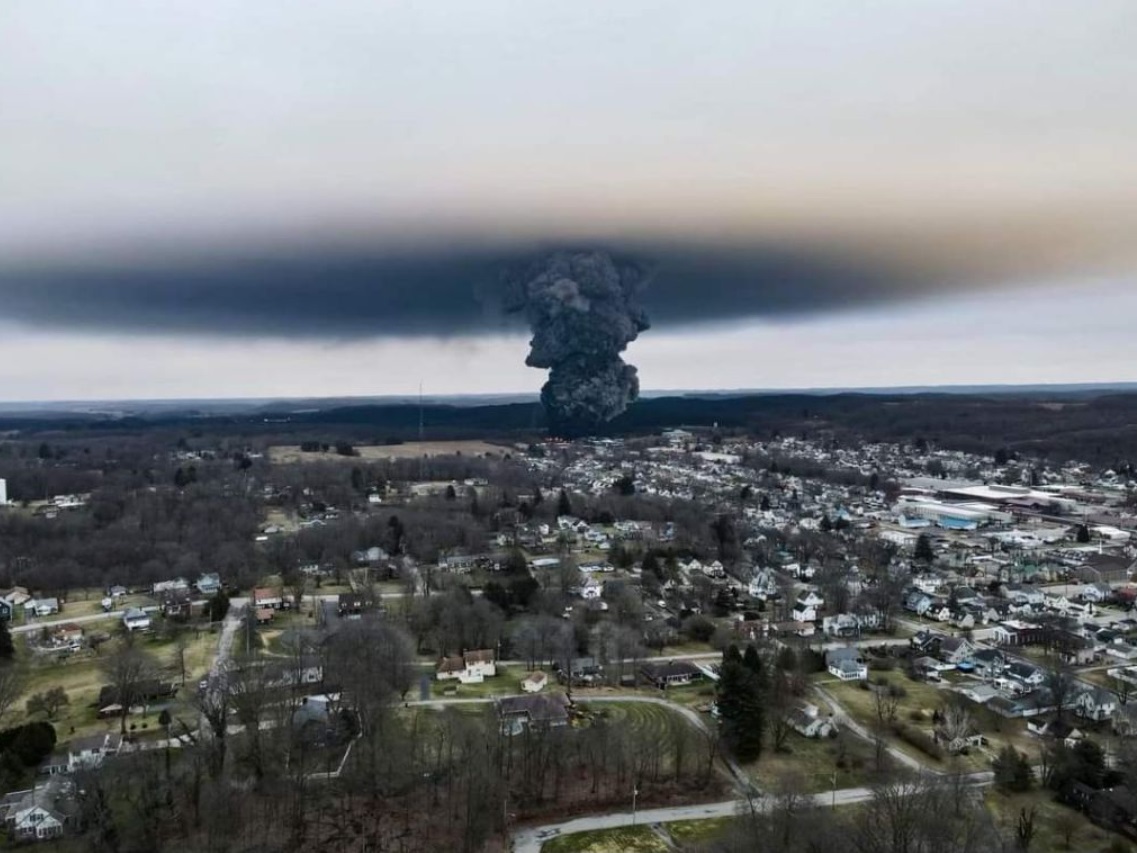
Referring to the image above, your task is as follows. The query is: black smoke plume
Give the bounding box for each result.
[504,251,650,437]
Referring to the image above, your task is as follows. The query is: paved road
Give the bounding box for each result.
[813,684,931,774]
[512,776,994,853]
[11,605,160,634]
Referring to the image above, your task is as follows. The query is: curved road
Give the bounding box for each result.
[512,774,994,853]
[813,684,931,774]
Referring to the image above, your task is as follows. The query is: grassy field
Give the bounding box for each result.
[664,817,734,845]
[542,826,667,853]
[985,789,1119,851]
[820,671,1011,772]
[13,624,218,743]
[747,727,882,794]
[269,441,514,464]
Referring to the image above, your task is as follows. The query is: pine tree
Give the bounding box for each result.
[557,489,573,517]
[0,619,13,660]
[915,533,935,563]
[718,645,766,763]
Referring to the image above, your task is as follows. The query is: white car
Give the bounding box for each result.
[536,829,560,839]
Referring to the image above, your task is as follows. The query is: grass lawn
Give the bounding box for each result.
[542,826,667,853]
[664,817,734,846]
[747,728,884,794]
[821,671,995,771]
[12,625,218,743]
[985,789,1120,851]
[427,668,524,699]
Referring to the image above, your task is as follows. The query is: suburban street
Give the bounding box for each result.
[511,773,996,853]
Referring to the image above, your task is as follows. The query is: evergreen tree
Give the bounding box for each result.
[1076,524,1091,544]
[557,489,573,517]
[993,745,1034,792]
[0,619,13,661]
[717,644,765,762]
[915,533,935,563]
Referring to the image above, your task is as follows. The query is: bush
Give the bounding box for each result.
[892,723,943,760]
[0,722,57,768]
[870,657,896,672]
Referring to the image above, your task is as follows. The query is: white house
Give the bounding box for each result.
[579,578,604,600]
[122,608,151,632]
[825,648,867,681]
[1073,686,1119,722]
[792,591,824,622]
[521,671,548,693]
[65,733,120,772]
[787,704,837,738]
[0,777,77,841]
[24,598,60,618]
[437,649,497,684]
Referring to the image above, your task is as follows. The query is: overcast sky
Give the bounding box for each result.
[1,1,1135,400]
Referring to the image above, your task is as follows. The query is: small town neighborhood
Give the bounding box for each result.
[3,428,1137,850]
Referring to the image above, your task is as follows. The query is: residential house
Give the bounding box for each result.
[1005,661,1045,688]
[938,637,976,666]
[496,693,571,734]
[579,577,604,600]
[1081,582,1114,604]
[0,777,78,841]
[62,733,120,773]
[1073,685,1119,723]
[904,591,933,616]
[151,578,188,596]
[521,672,548,693]
[121,608,150,632]
[337,592,375,618]
[825,647,868,681]
[792,591,823,623]
[640,660,702,689]
[253,587,283,610]
[195,573,222,596]
[436,649,497,684]
[24,599,59,618]
[49,624,83,650]
[972,648,1006,678]
[255,607,274,625]
[787,704,837,738]
[554,658,604,686]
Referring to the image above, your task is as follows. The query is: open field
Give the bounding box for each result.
[269,440,514,464]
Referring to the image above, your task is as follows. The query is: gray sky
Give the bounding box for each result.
[1,1,1135,400]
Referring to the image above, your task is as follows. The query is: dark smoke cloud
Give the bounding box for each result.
[0,240,908,340]
[504,251,649,436]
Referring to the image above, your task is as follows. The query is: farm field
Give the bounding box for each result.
[269,440,514,464]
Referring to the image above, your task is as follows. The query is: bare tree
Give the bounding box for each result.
[0,663,26,728]
[100,643,159,736]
